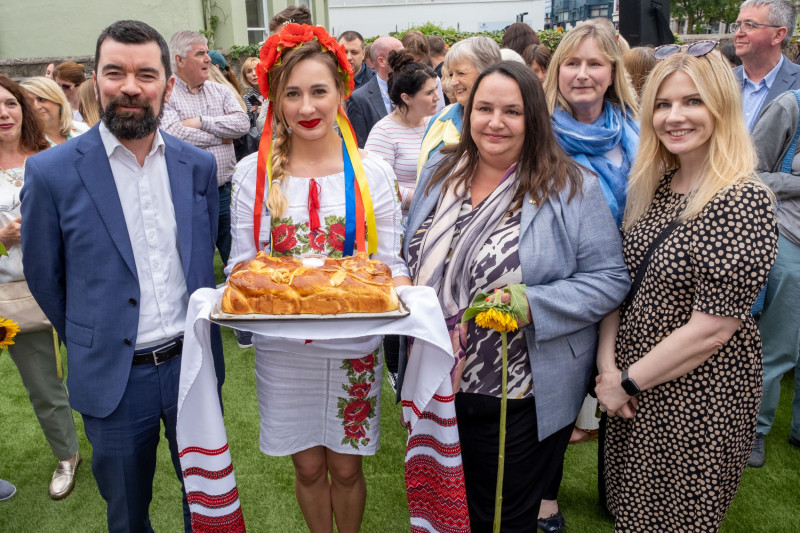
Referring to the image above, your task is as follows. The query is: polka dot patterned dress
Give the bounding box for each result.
[604,172,778,532]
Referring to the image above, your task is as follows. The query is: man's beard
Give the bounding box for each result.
[98,91,165,140]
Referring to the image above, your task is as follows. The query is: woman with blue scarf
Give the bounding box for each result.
[537,21,640,533]
[545,23,640,228]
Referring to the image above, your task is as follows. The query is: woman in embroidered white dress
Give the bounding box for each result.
[225,25,409,533]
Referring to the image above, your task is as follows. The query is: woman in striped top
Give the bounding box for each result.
[365,50,439,213]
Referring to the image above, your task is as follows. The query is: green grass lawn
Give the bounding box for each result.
[1,254,799,531]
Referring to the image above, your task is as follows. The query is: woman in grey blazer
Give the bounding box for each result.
[403,61,629,532]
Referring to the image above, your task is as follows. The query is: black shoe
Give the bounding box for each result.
[538,511,566,533]
[789,435,800,448]
[748,432,766,468]
[236,329,253,349]
[387,372,398,394]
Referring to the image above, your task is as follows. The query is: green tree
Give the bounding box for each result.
[671,0,741,33]
[671,0,705,33]
[703,0,741,29]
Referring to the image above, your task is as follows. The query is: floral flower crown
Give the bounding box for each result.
[257,23,355,101]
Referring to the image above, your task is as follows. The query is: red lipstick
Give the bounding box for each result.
[298,119,321,129]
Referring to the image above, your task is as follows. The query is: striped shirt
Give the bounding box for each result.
[160,76,250,186]
[365,114,428,212]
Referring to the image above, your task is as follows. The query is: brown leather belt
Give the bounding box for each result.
[132,337,183,366]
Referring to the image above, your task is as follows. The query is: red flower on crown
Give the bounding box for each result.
[257,23,355,102]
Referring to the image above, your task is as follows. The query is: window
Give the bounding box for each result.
[590,6,609,18]
[246,0,267,44]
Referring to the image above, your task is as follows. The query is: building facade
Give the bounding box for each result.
[0,0,329,61]
[328,0,546,38]
[548,0,614,29]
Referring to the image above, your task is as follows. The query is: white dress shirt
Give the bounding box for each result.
[98,123,189,349]
[376,76,393,115]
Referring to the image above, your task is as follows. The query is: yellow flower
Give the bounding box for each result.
[0,317,19,349]
[475,308,518,333]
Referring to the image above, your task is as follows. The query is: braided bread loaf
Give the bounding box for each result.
[221,252,399,315]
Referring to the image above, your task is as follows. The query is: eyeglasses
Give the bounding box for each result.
[729,21,783,33]
[653,41,718,61]
[59,83,78,91]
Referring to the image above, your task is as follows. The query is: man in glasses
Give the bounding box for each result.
[734,1,800,471]
[732,0,800,131]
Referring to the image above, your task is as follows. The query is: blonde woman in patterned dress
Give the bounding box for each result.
[595,48,778,532]
[225,26,409,533]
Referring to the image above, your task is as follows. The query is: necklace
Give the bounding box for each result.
[0,156,26,187]
[392,110,424,129]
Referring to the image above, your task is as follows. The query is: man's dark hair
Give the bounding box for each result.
[428,35,447,56]
[95,20,171,78]
[338,31,365,48]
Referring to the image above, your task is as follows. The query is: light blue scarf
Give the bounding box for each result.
[552,102,639,226]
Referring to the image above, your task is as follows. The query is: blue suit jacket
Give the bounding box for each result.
[735,57,800,126]
[405,153,630,439]
[20,126,224,418]
[346,75,387,148]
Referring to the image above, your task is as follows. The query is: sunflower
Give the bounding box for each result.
[475,307,518,333]
[0,317,20,349]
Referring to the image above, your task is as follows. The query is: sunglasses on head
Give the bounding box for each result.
[653,41,718,61]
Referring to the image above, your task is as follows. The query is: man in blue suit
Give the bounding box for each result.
[733,0,800,131]
[20,20,223,532]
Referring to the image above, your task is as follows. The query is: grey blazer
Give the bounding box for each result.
[346,75,388,148]
[735,57,800,128]
[404,153,630,439]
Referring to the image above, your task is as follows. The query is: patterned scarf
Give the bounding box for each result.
[413,158,519,390]
[552,101,639,226]
[414,157,519,319]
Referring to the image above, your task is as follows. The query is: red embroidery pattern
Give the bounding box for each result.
[415,411,458,427]
[271,220,298,254]
[191,507,246,533]
[338,350,378,449]
[183,464,234,480]
[179,444,229,458]
[406,435,463,458]
[187,487,240,509]
[271,215,348,257]
[407,455,470,533]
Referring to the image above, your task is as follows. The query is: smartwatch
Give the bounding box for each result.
[621,368,641,397]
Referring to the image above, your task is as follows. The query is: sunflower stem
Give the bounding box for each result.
[493,330,508,533]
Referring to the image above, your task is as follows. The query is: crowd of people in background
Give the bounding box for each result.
[1,1,799,532]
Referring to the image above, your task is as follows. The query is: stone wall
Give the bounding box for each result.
[0,56,93,82]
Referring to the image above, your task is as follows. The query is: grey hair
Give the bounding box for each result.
[169,30,208,72]
[444,36,502,74]
[740,0,797,47]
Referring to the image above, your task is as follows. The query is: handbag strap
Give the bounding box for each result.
[623,209,684,311]
[779,90,800,173]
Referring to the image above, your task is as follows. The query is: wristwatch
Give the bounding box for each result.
[621,368,641,397]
